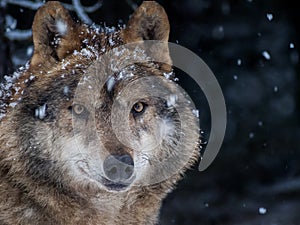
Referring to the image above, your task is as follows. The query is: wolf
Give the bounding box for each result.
[0,1,200,224]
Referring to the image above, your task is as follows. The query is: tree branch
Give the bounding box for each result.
[3,0,103,41]
[6,0,103,13]
[5,29,32,41]
[72,0,93,24]
[126,0,138,10]
[5,0,43,10]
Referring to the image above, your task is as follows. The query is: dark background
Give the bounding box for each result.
[0,0,299,224]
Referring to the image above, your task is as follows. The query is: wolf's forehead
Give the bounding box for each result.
[52,31,122,70]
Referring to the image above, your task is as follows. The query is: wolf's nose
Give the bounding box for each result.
[103,154,134,182]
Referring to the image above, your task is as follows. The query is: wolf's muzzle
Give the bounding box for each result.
[103,154,134,190]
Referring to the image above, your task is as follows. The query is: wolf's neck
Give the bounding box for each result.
[1,167,168,225]
[36,186,164,225]
[89,188,164,225]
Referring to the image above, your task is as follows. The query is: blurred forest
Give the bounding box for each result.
[0,0,299,224]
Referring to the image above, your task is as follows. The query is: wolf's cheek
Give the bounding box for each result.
[56,135,108,192]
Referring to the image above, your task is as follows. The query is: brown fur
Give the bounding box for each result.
[0,1,200,225]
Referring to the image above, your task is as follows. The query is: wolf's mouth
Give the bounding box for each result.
[101,177,130,191]
[102,178,129,191]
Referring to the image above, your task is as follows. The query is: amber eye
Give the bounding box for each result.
[73,104,85,115]
[132,102,145,113]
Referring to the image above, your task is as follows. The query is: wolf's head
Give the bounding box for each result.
[4,1,200,196]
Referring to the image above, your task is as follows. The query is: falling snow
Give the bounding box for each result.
[249,132,254,139]
[259,207,267,215]
[266,13,273,21]
[262,51,271,60]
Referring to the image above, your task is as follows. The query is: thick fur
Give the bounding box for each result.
[0,1,200,225]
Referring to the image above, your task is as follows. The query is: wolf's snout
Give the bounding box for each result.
[103,154,134,183]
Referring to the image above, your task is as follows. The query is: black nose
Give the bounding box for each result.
[103,154,134,183]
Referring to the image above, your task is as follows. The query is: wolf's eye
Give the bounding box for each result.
[70,104,89,120]
[72,104,86,115]
[132,102,146,114]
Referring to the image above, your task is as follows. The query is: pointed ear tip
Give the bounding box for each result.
[41,1,64,8]
[140,1,163,8]
[32,1,73,32]
[34,1,68,20]
[139,1,168,15]
[124,1,170,38]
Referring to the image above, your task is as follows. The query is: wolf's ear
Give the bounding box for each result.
[30,1,81,68]
[123,1,170,42]
[123,1,171,71]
